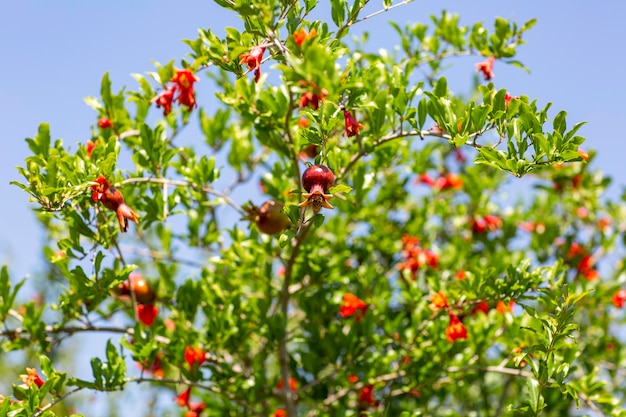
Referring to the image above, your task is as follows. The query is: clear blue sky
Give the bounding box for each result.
[1,1,625,414]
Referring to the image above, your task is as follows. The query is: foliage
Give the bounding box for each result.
[3,1,626,416]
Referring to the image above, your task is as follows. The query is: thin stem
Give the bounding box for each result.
[33,387,84,417]
[121,177,244,215]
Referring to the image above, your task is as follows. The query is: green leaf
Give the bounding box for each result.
[328,184,353,194]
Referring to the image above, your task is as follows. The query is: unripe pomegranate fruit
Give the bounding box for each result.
[257,200,292,234]
[299,164,334,213]
[114,272,156,304]
[243,200,291,235]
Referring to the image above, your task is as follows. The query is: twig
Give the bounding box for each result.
[129,377,264,416]
[32,386,84,417]
[121,177,244,215]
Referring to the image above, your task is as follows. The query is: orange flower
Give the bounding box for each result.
[171,69,199,110]
[348,374,359,383]
[239,46,266,83]
[19,368,45,388]
[153,85,176,115]
[274,409,287,417]
[496,300,514,313]
[137,304,158,326]
[341,107,363,137]
[97,117,112,129]
[583,269,599,281]
[294,27,316,46]
[339,293,367,321]
[455,270,466,280]
[578,148,589,162]
[445,312,468,342]
[296,117,310,128]
[613,290,626,308]
[475,56,495,81]
[175,386,192,408]
[429,291,449,311]
[185,346,206,371]
[277,377,297,392]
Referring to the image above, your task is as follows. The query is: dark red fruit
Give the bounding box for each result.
[302,165,334,193]
[257,200,292,235]
[299,165,335,213]
[114,272,156,304]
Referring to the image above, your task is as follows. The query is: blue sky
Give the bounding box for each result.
[1,0,625,414]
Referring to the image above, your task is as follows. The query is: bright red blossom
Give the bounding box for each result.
[342,107,363,137]
[613,290,626,308]
[475,56,495,80]
[472,300,490,315]
[339,293,367,321]
[97,117,112,129]
[91,175,139,232]
[504,92,518,108]
[86,140,97,158]
[358,384,376,407]
[274,409,287,417]
[397,235,438,279]
[175,387,192,408]
[137,304,158,326]
[239,46,266,83]
[154,85,176,116]
[171,69,199,109]
[472,214,502,234]
[446,312,468,342]
[185,346,206,371]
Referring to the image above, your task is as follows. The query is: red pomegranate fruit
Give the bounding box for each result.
[299,165,335,213]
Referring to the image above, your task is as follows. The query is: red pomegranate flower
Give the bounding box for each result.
[137,304,158,326]
[339,293,367,321]
[185,346,206,371]
[175,386,192,408]
[19,368,45,388]
[613,290,626,308]
[341,107,363,137]
[91,175,139,232]
[429,291,449,311]
[446,312,468,342]
[171,69,199,109]
[98,117,112,129]
[86,140,98,158]
[276,377,297,392]
[239,46,266,83]
[358,384,377,407]
[294,27,316,47]
[154,85,176,116]
[475,56,495,81]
